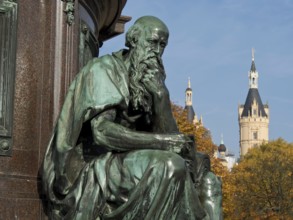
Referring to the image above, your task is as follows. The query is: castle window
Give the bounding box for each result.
[253,132,258,140]
[253,109,257,116]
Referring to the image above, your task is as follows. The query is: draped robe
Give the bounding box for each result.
[42,51,207,220]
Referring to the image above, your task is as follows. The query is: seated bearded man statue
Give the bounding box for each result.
[42,16,222,220]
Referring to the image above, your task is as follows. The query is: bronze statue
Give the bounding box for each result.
[42,16,222,220]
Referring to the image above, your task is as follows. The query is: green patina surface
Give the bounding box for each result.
[42,16,222,220]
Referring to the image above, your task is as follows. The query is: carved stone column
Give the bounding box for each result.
[0,0,129,219]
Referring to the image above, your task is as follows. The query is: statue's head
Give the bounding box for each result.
[126,16,169,57]
[125,16,169,114]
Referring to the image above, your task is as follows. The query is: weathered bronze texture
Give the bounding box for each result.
[42,16,223,220]
[0,0,18,156]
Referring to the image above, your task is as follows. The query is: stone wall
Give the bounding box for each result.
[0,0,128,219]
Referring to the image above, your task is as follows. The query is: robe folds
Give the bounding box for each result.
[42,51,207,220]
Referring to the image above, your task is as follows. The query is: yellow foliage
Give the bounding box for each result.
[224,139,293,219]
[171,103,228,177]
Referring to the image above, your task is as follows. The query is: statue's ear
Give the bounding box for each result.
[129,35,138,48]
[126,25,140,49]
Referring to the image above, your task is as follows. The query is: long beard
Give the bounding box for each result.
[128,47,165,114]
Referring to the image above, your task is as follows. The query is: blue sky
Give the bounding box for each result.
[99,0,293,157]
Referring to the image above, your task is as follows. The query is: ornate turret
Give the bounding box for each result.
[185,78,195,122]
[238,49,269,157]
[249,48,258,89]
[184,78,202,126]
[217,134,237,170]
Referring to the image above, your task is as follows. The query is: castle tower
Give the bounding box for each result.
[238,49,269,156]
[185,78,202,126]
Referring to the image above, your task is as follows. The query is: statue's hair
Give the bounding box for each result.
[125,22,142,48]
[128,44,152,113]
[125,16,169,48]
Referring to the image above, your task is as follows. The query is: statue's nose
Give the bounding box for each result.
[153,45,160,54]
[153,44,164,56]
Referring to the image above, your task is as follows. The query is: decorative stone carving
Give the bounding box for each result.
[0,0,18,156]
[62,0,75,25]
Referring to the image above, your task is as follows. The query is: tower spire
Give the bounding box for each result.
[184,78,203,127]
[221,134,224,145]
[185,77,192,106]
[249,48,258,89]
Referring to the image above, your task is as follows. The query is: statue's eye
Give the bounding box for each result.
[148,39,158,45]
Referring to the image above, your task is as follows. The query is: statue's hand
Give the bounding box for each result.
[141,70,166,97]
[167,134,191,154]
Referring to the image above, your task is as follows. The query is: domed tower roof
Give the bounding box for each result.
[218,143,226,152]
[218,134,226,152]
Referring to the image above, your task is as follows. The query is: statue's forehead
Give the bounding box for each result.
[144,27,169,39]
[143,23,168,33]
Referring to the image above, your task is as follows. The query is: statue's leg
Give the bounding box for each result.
[100,149,186,220]
[177,170,208,220]
[199,171,223,220]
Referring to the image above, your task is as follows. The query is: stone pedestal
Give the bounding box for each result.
[0,0,129,219]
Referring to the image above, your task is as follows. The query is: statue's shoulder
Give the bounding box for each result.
[75,51,127,87]
[87,54,116,71]
[81,50,126,74]
[75,55,118,82]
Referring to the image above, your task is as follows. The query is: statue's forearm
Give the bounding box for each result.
[91,114,182,152]
[151,85,178,133]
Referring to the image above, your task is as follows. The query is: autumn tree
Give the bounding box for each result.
[224,139,293,219]
[171,103,227,176]
[172,103,232,216]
